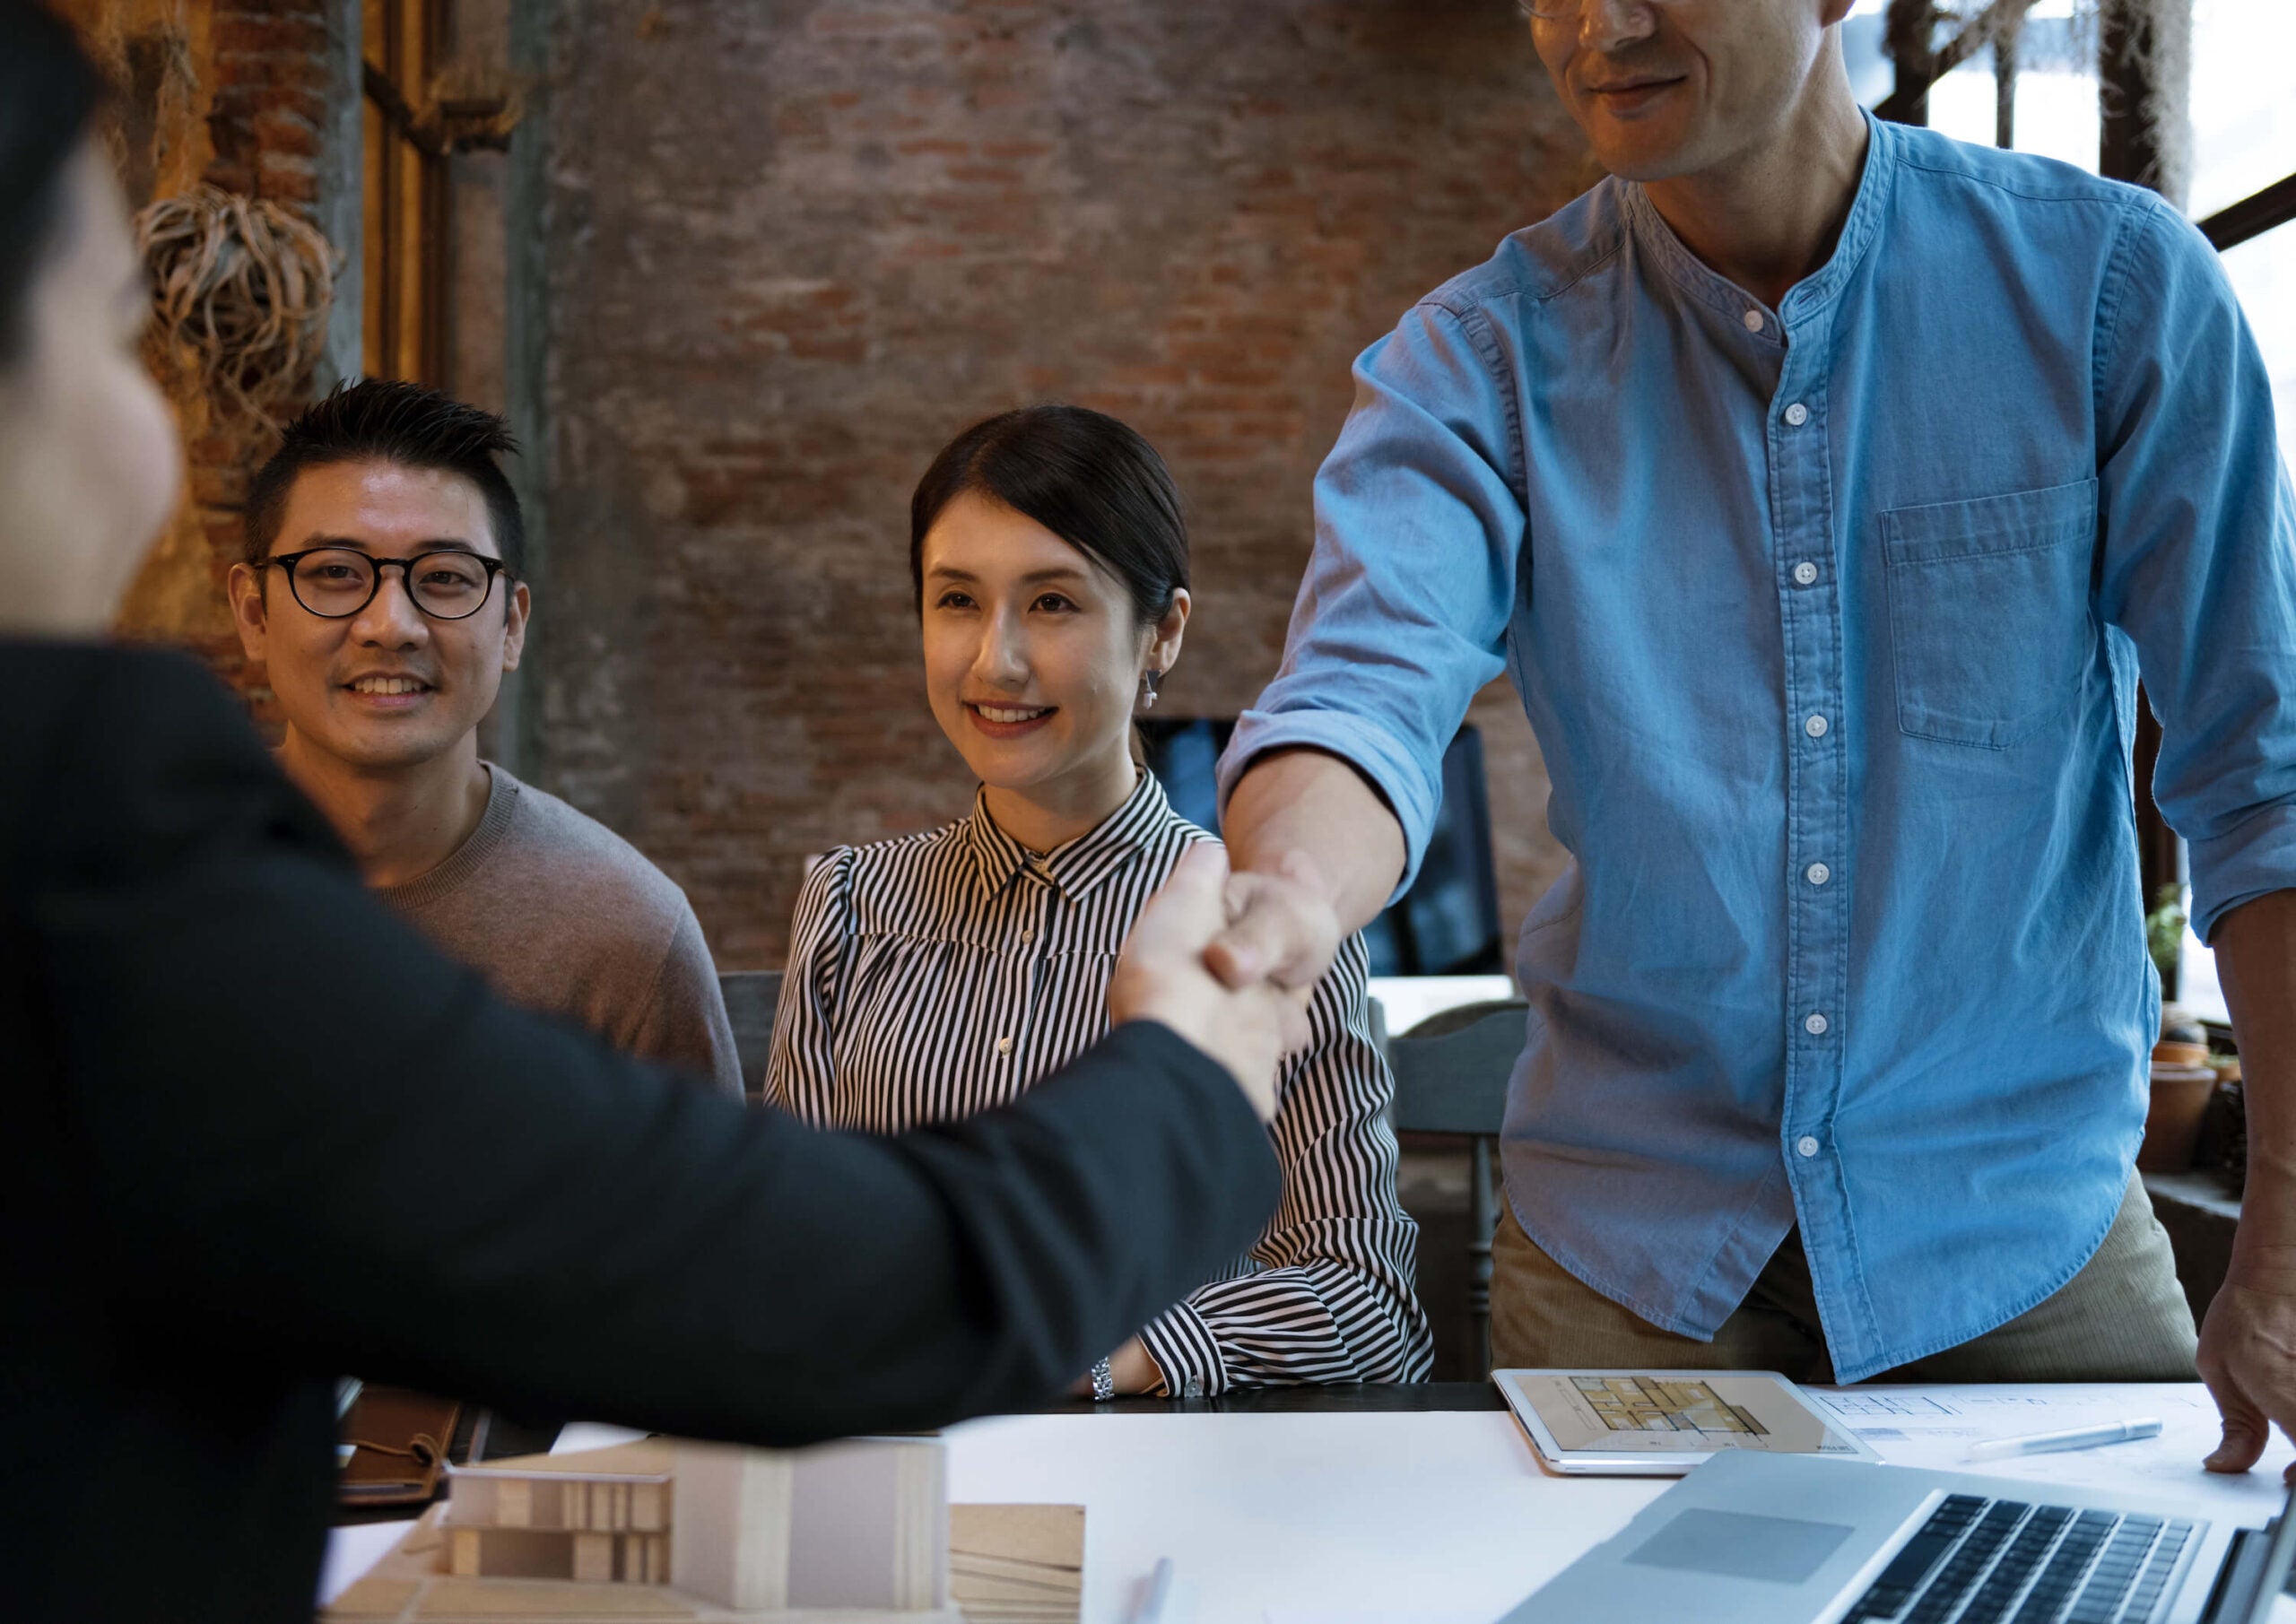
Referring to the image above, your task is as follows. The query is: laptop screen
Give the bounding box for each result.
[2232,1479,2296,1624]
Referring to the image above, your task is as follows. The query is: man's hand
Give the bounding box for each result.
[1110,844,1309,1121]
[1205,850,1344,994]
[2205,891,2296,1476]
[2199,1238,2296,1479]
[1212,748,1403,990]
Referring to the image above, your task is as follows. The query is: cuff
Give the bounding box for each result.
[1214,708,1443,901]
[1136,1299,1230,1400]
[2189,802,2296,942]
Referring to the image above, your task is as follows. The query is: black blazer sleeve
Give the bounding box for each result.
[26,647,1281,1443]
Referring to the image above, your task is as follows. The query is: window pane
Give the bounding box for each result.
[2218,229,2296,473]
[2189,0,2296,220]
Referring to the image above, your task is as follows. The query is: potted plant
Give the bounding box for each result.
[2139,887,2218,1173]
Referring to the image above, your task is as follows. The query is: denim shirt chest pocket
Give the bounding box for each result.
[1881,477,2100,749]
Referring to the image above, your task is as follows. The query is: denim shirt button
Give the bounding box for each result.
[1793,560,1819,586]
[1796,1135,1822,1159]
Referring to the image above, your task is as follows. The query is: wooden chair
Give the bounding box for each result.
[1386,1000,1526,1380]
[718,969,784,1104]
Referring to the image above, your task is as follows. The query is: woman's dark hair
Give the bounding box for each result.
[0,2,105,365]
[910,404,1189,625]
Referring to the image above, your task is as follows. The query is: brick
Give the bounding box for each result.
[526,0,1585,965]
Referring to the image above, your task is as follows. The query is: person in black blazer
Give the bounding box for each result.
[0,9,1330,1619]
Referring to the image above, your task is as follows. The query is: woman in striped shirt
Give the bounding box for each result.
[766,405,1431,1397]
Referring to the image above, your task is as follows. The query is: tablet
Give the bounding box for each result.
[1492,1368,1883,1477]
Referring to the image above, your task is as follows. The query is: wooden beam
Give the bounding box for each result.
[2197,171,2296,253]
[2100,0,2192,207]
[2098,0,2195,923]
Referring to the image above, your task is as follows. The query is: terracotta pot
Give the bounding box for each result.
[2138,1067,2218,1173]
[2152,1038,2210,1069]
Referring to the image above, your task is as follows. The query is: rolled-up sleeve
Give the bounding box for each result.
[1217,298,1528,896]
[2093,196,2296,942]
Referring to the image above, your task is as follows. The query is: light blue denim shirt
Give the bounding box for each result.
[1221,115,2296,1382]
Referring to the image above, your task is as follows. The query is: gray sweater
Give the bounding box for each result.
[379,765,742,1095]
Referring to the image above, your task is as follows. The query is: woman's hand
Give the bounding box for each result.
[1110,843,1309,1122]
[1066,1338,1164,1398]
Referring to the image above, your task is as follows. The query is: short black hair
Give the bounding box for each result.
[910,404,1188,626]
[0,2,103,366]
[246,378,526,574]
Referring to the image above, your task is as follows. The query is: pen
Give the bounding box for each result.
[1966,1418,2163,1461]
[1127,1557,1176,1624]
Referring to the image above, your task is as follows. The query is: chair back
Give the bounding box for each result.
[1386,1000,1526,1379]
[1387,1001,1524,1135]
[718,969,785,1103]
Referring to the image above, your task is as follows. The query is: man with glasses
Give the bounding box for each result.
[1210,0,2296,1467]
[229,379,742,1094]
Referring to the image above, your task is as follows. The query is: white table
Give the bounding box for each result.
[326,1394,2296,1624]
[941,1403,2292,1624]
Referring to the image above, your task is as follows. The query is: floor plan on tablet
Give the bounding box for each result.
[1572,1376,1768,1439]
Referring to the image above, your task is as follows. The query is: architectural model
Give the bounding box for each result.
[324,1435,962,1622]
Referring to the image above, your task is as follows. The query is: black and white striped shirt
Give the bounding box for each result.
[764,770,1432,1395]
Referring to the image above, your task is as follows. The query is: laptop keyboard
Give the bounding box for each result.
[1842,1493,2197,1624]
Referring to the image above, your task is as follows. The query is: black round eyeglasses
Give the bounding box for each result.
[262,547,511,621]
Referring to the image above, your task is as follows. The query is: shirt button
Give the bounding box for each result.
[1742,308,1765,333]
[1792,561,1818,586]
[1805,862,1831,886]
[1784,402,1809,427]
[1805,714,1830,739]
[996,1036,1013,1055]
[1805,1012,1830,1037]
[1021,928,1034,944]
[1796,1135,1822,1159]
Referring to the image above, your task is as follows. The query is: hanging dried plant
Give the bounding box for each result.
[135,187,336,430]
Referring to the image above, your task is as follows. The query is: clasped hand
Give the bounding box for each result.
[1108,845,1335,1121]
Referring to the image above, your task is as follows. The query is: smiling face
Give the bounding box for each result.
[228,458,529,774]
[919,490,1187,830]
[1529,0,1841,183]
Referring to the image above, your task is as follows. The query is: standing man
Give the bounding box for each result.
[1211,0,2296,1471]
[229,380,743,1093]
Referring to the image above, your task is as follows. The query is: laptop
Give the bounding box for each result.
[1501,1449,2296,1624]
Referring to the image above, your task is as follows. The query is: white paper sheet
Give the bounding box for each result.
[317,1517,417,1606]
[1809,1382,2292,1521]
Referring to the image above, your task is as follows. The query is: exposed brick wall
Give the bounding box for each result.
[535,0,1594,968]
[61,0,341,727]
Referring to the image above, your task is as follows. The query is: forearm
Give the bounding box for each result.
[1222,748,1406,934]
[2215,889,2296,1252]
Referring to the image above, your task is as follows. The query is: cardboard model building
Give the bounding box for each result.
[324,1436,1085,1624]
[326,1435,957,1621]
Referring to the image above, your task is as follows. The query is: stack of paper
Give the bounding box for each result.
[948,1505,1083,1624]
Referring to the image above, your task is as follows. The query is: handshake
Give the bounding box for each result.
[1108,844,1343,1121]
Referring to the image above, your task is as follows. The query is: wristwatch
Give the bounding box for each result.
[1090,1357,1116,1402]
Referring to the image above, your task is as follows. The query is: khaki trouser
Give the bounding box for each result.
[1492,1176,2199,1382]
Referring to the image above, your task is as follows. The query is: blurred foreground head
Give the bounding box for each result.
[0,0,181,638]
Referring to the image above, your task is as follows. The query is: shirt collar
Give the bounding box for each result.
[1620,108,1898,334]
[963,769,1175,904]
